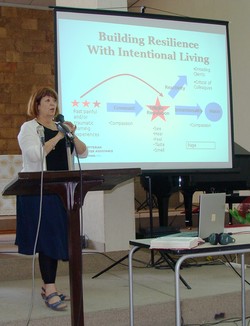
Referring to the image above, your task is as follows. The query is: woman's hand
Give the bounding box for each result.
[64,121,76,134]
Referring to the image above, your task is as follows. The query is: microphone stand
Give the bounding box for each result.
[66,137,73,171]
[54,118,74,171]
[65,131,86,248]
[145,175,155,266]
[39,140,46,171]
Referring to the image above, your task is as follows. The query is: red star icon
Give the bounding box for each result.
[82,100,90,107]
[72,100,79,107]
[93,100,101,107]
[147,97,169,121]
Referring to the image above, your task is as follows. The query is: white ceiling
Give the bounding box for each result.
[0,0,136,10]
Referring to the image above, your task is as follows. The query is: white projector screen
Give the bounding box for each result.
[54,8,233,172]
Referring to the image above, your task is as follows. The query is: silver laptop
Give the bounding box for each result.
[174,192,226,239]
[198,192,226,239]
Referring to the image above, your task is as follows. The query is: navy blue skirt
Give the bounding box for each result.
[16,194,69,261]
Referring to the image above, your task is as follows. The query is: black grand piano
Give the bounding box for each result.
[140,143,250,227]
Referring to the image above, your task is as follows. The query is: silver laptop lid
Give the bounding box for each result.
[198,192,226,239]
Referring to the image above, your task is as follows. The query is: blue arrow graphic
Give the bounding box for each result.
[107,101,143,116]
[168,76,187,98]
[175,104,202,118]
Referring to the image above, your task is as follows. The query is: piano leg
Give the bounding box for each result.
[157,195,170,227]
[182,190,195,227]
[156,192,195,228]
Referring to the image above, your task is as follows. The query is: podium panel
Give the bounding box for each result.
[83,180,135,252]
[2,168,140,326]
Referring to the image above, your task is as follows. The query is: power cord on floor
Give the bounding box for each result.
[182,314,250,325]
[222,255,250,286]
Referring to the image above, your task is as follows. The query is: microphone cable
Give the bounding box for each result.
[25,143,45,326]
[71,135,86,326]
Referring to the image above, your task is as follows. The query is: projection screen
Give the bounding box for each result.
[54,8,233,172]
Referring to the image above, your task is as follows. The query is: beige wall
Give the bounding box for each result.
[0,0,127,155]
[0,6,54,154]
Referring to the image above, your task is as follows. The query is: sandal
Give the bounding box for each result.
[41,287,70,301]
[45,292,67,311]
[57,292,70,301]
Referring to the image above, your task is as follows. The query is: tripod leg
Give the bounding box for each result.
[92,255,129,279]
[92,248,140,279]
[160,251,191,289]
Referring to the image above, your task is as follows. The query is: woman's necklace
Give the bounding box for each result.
[36,118,57,130]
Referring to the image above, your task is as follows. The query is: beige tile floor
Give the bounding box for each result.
[1,233,250,326]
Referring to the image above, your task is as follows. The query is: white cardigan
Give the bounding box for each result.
[18,119,88,172]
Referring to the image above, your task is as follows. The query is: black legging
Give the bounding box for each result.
[38,252,58,284]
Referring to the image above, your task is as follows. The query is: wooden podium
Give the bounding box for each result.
[2,168,141,326]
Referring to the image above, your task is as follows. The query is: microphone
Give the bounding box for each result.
[54,114,75,140]
[36,125,45,146]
